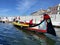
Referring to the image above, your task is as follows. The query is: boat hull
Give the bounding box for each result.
[13,22,47,33]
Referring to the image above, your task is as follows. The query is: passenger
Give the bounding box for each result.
[13,17,17,22]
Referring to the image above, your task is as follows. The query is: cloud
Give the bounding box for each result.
[16,0,37,15]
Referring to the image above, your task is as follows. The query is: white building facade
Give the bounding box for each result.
[48,4,60,14]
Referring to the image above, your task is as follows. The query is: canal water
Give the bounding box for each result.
[0,23,60,45]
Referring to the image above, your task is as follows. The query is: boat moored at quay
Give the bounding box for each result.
[13,14,56,37]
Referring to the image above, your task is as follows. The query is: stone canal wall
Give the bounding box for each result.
[0,14,60,23]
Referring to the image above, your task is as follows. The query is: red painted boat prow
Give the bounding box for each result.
[26,14,56,36]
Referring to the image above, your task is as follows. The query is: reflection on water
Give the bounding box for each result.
[0,23,59,45]
[54,28,60,39]
[16,26,56,45]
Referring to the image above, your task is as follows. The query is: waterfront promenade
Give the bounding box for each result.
[0,14,60,26]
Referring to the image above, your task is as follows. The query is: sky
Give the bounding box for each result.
[0,0,60,16]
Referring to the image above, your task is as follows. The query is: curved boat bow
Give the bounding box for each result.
[13,14,56,36]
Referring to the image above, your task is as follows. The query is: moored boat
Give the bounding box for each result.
[13,14,56,36]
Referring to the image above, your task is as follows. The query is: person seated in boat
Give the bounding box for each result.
[16,16,20,22]
[13,17,17,22]
[13,16,21,23]
[25,19,33,24]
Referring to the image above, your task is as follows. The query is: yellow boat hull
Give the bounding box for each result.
[13,22,29,27]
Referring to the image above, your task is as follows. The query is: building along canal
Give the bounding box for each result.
[0,23,60,45]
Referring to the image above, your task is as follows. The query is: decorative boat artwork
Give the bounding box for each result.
[13,14,56,36]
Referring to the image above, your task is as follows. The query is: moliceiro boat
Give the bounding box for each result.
[13,14,56,36]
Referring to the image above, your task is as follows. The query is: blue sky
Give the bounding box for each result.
[0,0,60,16]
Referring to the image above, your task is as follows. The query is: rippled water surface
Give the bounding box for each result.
[0,23,60,45]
